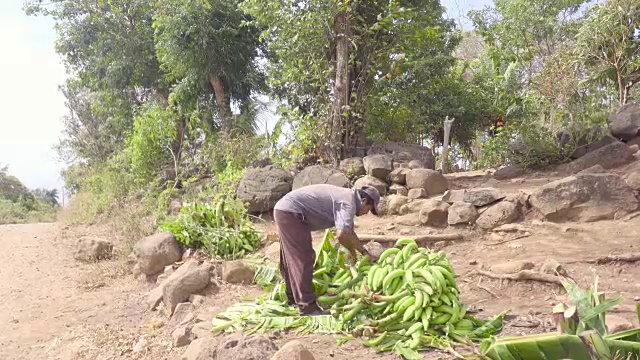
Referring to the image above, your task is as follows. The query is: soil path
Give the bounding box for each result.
[0,223,148,360]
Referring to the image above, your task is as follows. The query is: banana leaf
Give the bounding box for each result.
[481,332,593,360]
[466,311,509,340]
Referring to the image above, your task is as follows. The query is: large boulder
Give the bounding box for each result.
[292,165,349,190]
[215,334,278,360]
[625,171,640,191]
[367,141,436,170]
[463,188,506,207]
[529,173,639,222]
[162,261,211,314]
[74,236,113,262]
[133,232,183,276]
[236,166,293,213]
[363,154,393,181]
[405,169,449,196]
[558,141,634,174]
[447,202,479,225]
[418,200,450,227]
[339,157,365,179]
[475,201,521,229]
[608,103,640,141]
[399,199,429,215]
[408,188,427,199]
[354,175,387,196]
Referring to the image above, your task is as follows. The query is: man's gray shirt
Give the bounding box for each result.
[274,184,362,231]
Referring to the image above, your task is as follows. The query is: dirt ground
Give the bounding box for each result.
[2,170,640,360]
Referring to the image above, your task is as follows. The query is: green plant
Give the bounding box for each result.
[161,197,261,259]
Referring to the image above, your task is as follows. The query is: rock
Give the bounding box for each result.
[405,169,449,196]
[157,265,176,285]
[540,258,568,277]
[418,200,450,227]
[529,173,639,222]
[264,242,281,262]
[608,103,640,141]
[606,315,634,334]
[395,213,421,226]
[169,200,183,216]
[367,141,436,170]
[448,202,479,225]
[475,201,521,229]
[173,326,195,347]
[558,141,634,174]
[163,261,211,314]
[181,338,217,360]
[408,160,426,169]
[625,171,640,191]
[389,169,408,185]
[168,302,196,329]
[189,294,205,307]
[363,154,393,181]
[494,165,525,180]
[215,334,278,360]
[490,260,536,274]
[292,165,349,190]
[236,166,293,213]
[133,336,148,353]
[190,321,211,339]
[408,188,428,199]
[399,199,429,215]
[384,194,410,215]
[504,191,531,209]
[74,236,113,262]
[442,189,466,204]
[630,144,640,153]
[222,261,254,285]
[388,184,408,196]
[363,241,385,259]
[339,157,365,179]
[353,175,387,196]
[271,340,315,360]
[133,232,183,275]
[463,188,506,207]
[578,164,607,174]
[147,286,165,310]
[248,158,272,168]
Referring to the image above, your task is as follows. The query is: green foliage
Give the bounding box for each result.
[576,0,640,105]
[477,123,572,170]
[161,197,261,259]
[0,165,58,225]
[127,104,178,183]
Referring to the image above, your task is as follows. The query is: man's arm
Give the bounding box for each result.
[336,228,366,257]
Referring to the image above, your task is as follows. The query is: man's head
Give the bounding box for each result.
[357,186,381,216]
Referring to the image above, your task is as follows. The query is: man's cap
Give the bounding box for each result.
[360,185,381,215]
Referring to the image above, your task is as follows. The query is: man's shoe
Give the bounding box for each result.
[301,308,330,316]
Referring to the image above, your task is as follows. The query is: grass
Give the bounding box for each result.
[0,198,57,225]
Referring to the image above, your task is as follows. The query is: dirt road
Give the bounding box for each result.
[0,223,149,360]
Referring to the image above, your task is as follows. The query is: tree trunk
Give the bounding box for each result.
[208,73,233,135]
[330,10,350,163]
[615,64,625,106]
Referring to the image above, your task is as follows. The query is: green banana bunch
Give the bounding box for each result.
[311,234,480,354]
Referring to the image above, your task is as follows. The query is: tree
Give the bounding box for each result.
[243,0,459,161]
[153,0,265,135]
[576,0,640,106]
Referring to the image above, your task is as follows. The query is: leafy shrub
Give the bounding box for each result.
[477,123,572,170]
[0,198,57,225]
[161,197,261,259]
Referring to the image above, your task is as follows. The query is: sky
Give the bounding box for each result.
[0,0,491,194]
